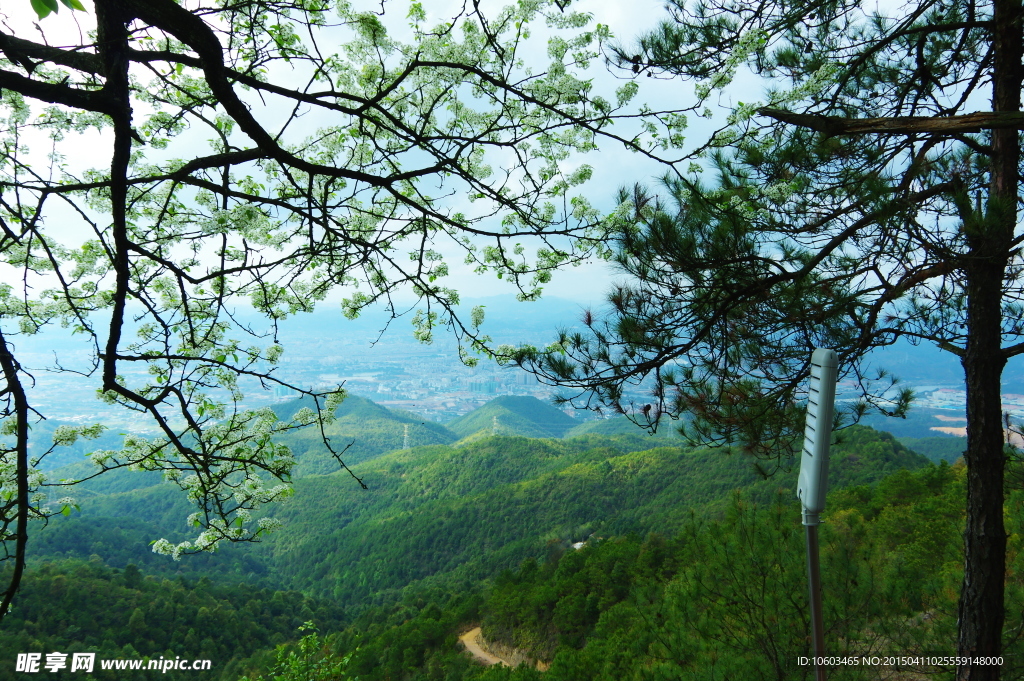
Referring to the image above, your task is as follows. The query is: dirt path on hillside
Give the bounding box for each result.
[459,627,508,666]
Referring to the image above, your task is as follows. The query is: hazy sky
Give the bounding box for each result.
[3,1,999,391]
[1,0,970,324]
[1,0,711,313]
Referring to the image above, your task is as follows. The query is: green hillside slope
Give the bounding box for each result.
[0,558,344,681]
[274,395,458,475]
[564,414,685,439]
[15,425,941,681]
[447,395,577,438]
[237,425,927,607]
[31,426,926,603]
[233,457,995,681]
[899,435,966,463]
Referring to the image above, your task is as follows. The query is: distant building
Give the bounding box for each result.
[468,379,497,394]
[272,385,296,400]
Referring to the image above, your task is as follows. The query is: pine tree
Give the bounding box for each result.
[516,1,1019,677]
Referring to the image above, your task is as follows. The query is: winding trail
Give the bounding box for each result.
[458,627,508,667]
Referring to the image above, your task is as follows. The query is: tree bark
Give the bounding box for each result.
[960,263,1009,681]
[94,0,134,397]
[957,1,1020,679]
[0,330,30,622]
[757,108,1024,136]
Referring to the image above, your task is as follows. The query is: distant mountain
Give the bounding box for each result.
[270,394,459,475]
[45,394,459,497]
[448,395,577,439]
[564,414,685,440]
[41,424,927,607]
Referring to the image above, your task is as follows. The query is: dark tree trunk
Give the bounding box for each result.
[94,0,134,394]
[960,272,1009,681]
[957,1,1020,679]
[0,331,30,622]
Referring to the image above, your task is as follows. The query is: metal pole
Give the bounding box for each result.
[799,349,836,681]
[805,519,826,681]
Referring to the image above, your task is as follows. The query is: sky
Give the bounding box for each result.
[2,0,981,343]
[0,0,713,313]
[0,1,1007,403]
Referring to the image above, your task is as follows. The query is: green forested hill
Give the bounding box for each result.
[1,558,345,681]
[898,435,966,463]
[31,425,925,607]
[447,396,577,439]
[241,456,1013,681]
[205,425,928,610]
[17,421,941,681]
[273,394,458,476]
[563,414,685,439]
[463,460,985,681]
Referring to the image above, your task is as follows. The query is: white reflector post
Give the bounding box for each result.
[798,348,838,526]
[800,348,838,681]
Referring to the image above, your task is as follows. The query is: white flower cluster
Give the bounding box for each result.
[265,344,284,364]
[695,29,768,100]
[768,63,842,108]
[152,538,191,561]
[257,517,282,532]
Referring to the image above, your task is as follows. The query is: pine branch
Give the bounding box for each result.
[758,107,1024,136]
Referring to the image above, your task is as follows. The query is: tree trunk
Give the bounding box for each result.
[957,1,1020,679]
[0,331,30,622]
[960,270,1009,681]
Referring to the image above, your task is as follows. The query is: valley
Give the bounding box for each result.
[4,393,1016,680]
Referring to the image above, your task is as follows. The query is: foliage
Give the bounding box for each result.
[28,0,84,21]
[238,622,356,681]
[1,558,343,681]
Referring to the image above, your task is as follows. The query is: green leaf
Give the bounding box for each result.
[59,0,86,10]
[30,0,58,19]
[60,505,71,516]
